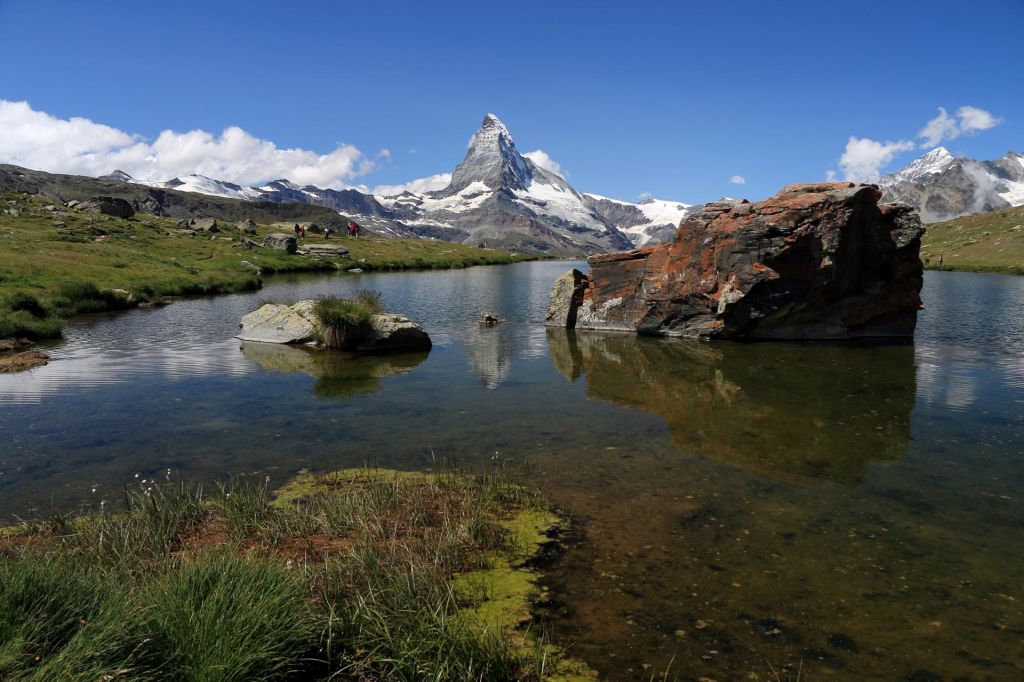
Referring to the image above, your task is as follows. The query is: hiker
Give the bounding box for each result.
[324,226,332,239]
[939,253,944,266]
[348,221,360,237]
[300,225,306,239]
[293,223,300,238]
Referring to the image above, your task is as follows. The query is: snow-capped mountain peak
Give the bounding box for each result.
[878,147,958,185]
[443,113,532,196]
[878,147,1024,222]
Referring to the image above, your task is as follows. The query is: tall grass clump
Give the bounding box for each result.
[313,295,376,350]
[0,464,561,681]
[143,554,317,681]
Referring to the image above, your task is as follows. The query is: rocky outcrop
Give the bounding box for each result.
[263,233,297,254]
[545,269,589,328]
[237,301,431,353]
[557,183,925,341]
[76,196,134,218]
[238,218,257,235]
[299,244,349,258]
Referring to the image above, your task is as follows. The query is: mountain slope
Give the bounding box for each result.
[920,203,1024,274]
[877,147,1024,223]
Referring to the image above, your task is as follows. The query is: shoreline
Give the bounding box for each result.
[0,465,595,680]
[0,189,538,342]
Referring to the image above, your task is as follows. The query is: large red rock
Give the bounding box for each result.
[565,183,925,340]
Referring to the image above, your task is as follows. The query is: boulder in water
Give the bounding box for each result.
[545,268,589,328]
[559,183,925,341]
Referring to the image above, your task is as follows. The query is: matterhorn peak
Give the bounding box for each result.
[440,113,531,195]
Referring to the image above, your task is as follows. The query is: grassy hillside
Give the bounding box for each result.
[0,164,352,227]
[920,204,1024,275]
[0,191,532,339]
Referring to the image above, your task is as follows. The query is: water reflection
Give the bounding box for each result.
[464,326,514,389]
[239,342,429,399]
[547,330,916,483]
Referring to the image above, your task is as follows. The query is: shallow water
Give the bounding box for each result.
[1,264,1022,680]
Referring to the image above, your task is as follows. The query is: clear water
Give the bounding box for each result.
[1,263,1022,680]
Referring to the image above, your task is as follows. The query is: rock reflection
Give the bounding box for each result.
[464,326,514,389]
[547,330,916,483]
[240,342,429,399]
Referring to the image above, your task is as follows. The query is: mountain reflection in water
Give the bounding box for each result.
[547,330,916,483]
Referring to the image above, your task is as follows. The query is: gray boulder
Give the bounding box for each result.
[545,268,588,328]
[76,196,134,218]
[237,300,318,344]
[299,244,349,258]
[263,233,297,254]
[356,314,432,353]
[238,300,431,354]
[238,218,257,235]
[194,218,220,233]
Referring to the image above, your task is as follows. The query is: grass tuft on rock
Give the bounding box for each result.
[313,295,379,350]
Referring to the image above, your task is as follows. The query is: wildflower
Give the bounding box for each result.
[134,473,139,478]
[91,487,97,494]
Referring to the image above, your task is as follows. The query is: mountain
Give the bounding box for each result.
[369,114,636,254]
[877,147,1024,223]
[582,194,699,247]
[94,114,694,255]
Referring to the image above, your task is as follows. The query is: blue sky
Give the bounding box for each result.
[0,0,1021,203]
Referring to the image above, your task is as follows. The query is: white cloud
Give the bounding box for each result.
[371,172,452,196]
[825,169,837,182]
[839,136,916,181]
[729,175,746,185]
[523,149,566,178]
[0,100,378,189]
[638,191,653,200]
[918,105,1001,148]
[956,105,1000,134]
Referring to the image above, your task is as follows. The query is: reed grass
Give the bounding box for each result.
[0,464,563,681]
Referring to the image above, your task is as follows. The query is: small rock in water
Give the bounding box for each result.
[479,311,506,325]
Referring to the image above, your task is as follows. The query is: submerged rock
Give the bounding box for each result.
[479,311,506,325]
[557,183,925,341]
[237,300,431,353]
[0,349,50,373]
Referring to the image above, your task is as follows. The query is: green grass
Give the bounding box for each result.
[921,204,1024,275]
[0,190,536,339]
[0,466,584,681]
[312,293,384,350]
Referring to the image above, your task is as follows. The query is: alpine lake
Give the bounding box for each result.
[1,261,1021,681]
